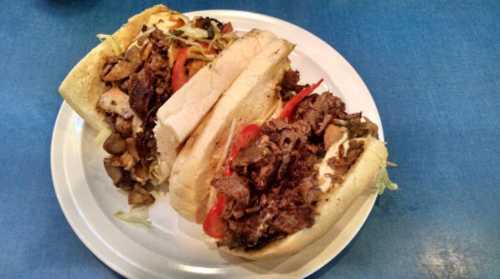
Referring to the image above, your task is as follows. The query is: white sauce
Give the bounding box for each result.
[318,133,349,193]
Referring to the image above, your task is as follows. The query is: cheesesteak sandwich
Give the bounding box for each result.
[169,62,395,258]
[169,37,294,222]
[59,4,278,206]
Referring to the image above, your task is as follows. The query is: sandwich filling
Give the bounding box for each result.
[209,70,379,250]
[99,16,236,206]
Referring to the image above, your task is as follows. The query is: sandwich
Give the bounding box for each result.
[58,4,397,258]
[168,45,395,258]
[59,4,278,206]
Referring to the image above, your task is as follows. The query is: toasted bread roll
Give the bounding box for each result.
[59,5,171,135]
[169,38,295,222]
[59,4,280,184]
[154,30,278,183]
[220,137,387,259]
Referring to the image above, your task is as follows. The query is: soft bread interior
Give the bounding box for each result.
[221,137,388,260]
[58,4,171,136]
[154,30,277,183]
[168,38,295,223]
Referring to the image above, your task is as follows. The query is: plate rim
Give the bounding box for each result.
[51,9,382,279]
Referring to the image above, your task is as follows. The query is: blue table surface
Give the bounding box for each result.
[1,0,499,278]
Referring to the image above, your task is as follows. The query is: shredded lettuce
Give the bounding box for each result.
[177,25,209,39]
[165,32,204,48]
[387,161,399,168]
[376,167,399,195]
[257,100,283,124]
[216,119,236,171]
[210,20,221,33]
[96,34,122,56]
[114,206,151,227]
[149,159,167,185]
[188,53,216,62]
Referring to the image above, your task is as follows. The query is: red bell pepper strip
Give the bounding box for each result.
[202,193,226,238]
[279,79,324,120]
[221,22,233,33]
[200,42,216,54]
[203,123,261,238]
[174,18,185,28]
[224,124,261,176]
[200,42,209,48]
[171,48,189,93]
[203,79,324,238]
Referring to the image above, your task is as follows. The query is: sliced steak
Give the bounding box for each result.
[212,174,250,206]
[208,77,377,251]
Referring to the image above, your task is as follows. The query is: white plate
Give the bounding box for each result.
[51,10,384,279]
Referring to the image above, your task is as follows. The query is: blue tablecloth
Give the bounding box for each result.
[1,1,499,278]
